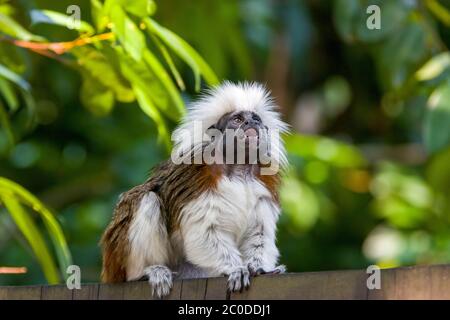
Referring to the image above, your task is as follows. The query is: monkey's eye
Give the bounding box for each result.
[252,114,261,123]
[232,116,243,124]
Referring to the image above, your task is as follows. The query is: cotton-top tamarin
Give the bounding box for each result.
[100,82,289,298]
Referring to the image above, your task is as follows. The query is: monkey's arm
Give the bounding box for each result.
[181,205,250,292]
[240,198,285,275]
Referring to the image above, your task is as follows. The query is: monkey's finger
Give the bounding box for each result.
[264,265,287,275]
[255,268,266,275]
[138,274,149,281]
[243,274,251,290]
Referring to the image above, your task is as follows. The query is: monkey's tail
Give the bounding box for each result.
[100,194,136,283]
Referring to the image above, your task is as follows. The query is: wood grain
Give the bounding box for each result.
[2,265,450,300]
[41,284,73,300]
[368,264,450,300]
[72,283,99,300]
[230,270,367,300]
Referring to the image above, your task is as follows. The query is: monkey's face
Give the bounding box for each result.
[207,110,268,164]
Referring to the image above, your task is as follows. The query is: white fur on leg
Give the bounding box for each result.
[180,177,253,277]
[175,262,209,279]
[180,191,246,286]
[127,192,172,281]
[144,265,173,298]
[240,198,281,273]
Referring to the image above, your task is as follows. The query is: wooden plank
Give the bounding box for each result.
[77,280,181,300]
[165,280,182,300]
[41,284,73,300]
[120,279,183,300]
[368,264,450,300]
[181,278,207,300]
[204,277,228,300]
[123,281,153,300]
[0,287,8,300]
[230,271,367,300]
[2,264,450,300]
[72,284,99,300]
[368,266,424,300]
[98,282,126,300]
[429,264,450,299]
[0,285,42,300]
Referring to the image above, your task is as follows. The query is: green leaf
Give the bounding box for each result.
[30,9,95,35]
[143,49,185,119]
[144,18,219,90]
[133,85,171,150]
[80,73,115,116]
[355,0,408,43]
[333,0,359,43]
[117,47,183,121]
[0,77,19,111]
[110,5,145,61]
[285,133,367,168]
[117,52,172,149]
[72,46,134,103]
[416,52,450,81]
[334,0,408,43]
[426,0,450,26]
[91,0,109,32]
[0,12,46,42]
[280,170,320,231]
[424,80,450,153]
[0,66,34,127]
[150,34,185,90]
[0,42,26,75]
[0,194,60,284]
[21,90,37,129]
[0,63,30,91]
[0,177,72,279]
[427,146,450,192]
[379,21,428,89]
[121,0,157,18]
[0,101,14,145]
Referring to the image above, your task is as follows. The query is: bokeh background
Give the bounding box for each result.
[1,0,450,285]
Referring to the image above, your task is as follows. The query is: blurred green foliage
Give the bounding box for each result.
[1,0,450,285]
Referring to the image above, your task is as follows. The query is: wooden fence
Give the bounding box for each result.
[1,264,450,300]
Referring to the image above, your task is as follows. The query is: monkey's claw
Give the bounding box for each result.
[227,266,250,293]
[248,264,286,276]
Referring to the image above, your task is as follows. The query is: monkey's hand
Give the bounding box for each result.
[226,266,250,293]
[247,263,286,276]
[144,265,173,298]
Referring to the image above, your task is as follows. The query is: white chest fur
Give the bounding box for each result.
[184,177,271,242]
[208,176,272,241]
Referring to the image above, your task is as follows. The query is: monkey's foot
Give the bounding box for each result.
[227,266,250,293]
[248,264,286,276]
[144,265,173,298]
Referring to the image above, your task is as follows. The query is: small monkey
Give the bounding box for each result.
[101,82,288,297]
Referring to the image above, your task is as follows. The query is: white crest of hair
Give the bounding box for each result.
[172,81,289,168]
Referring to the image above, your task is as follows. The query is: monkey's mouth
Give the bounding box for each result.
[244,128,258,138]
[236,127,260,146]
